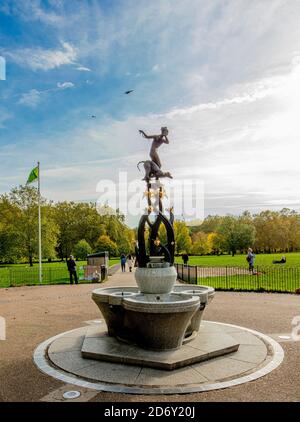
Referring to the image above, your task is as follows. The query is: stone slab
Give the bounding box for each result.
[135,365,208,386]
[227,343,268,364]
[48,335,84,354]
[72,360,142,384]
[192,356,256,381]
[80,324,240,370]
[40,384,99,402]
[49,350,97,372]
[41,321,283,393]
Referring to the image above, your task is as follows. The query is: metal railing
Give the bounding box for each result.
[175,263,300,293]
[0,266,106,288]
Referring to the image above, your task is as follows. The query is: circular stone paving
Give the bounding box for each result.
[34,321,284,395]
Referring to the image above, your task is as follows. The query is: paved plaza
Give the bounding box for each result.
[0,269,299,402]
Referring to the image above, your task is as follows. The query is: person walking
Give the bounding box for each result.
[120,254,126,272]
[127,254,134,272]
[246,248,255,273]
[182,253,189,266]
[67,255,78,284]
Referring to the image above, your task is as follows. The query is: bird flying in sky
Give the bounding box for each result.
[124,90,134,94]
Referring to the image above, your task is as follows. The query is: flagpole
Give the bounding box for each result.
[38,161,42,284]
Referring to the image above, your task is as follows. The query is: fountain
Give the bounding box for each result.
[34,128,283,393]
[82,127,239,369]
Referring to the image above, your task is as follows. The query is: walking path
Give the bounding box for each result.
[0,268,299,401]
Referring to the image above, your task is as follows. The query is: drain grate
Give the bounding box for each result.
[63,390,81,399]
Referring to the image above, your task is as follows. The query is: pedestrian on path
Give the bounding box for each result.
[182,253,189,266]
[120,254,126,272]
[67,255,78,284]
[127,254,134,272]
[246,248,255,273]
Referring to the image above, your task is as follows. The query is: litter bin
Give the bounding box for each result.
[101,265,107,282]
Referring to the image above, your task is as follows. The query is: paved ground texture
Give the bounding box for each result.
[0,269,299,402]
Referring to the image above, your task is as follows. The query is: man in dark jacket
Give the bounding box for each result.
[182,253,189,266]
[67,255,78,284]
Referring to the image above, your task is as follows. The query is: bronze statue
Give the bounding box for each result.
[138,127,172,181]
[136,128,175,267]
[137,160,172,181]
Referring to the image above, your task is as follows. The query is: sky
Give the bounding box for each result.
[1,0,300,226]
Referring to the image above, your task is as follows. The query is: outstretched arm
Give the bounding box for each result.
[139,130,156,140]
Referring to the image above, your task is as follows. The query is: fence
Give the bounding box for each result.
[175,263,300,293]
[0,266,105,288]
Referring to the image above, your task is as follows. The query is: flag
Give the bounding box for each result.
[26,166,39,184]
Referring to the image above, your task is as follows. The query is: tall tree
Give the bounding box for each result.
[1,186,58,265]
[73,239,92,260]
[191,232,212,255]
[174,221,192,254]
[217,216,256,256]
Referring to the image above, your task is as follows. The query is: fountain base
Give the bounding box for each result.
[92,285,214,351]
[81,322,239,370]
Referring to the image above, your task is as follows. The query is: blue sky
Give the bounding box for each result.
[1,0,300,225]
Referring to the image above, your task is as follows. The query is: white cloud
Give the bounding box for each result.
[6,41,77,71]
[33,55,300,217]
[76,66,91,72]
[57,82,75,89]
[18,81,75,107]
[18,89,42,107]
[2,0,300,220]
[0,0,65,26]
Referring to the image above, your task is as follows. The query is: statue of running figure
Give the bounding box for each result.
[139,127,169,168]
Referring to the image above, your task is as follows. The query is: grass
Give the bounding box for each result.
[0,258,120,288]
[194,271,300,292]
[175,252,300,268]
[0,258,120,269]
[1,254,300,292]
[175,252,300,293]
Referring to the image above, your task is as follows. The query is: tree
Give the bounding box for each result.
[95,235,118,257]
[288,211,300,250]
[53,202,80,260]
[0,198,20,262]
[191,232,211,255]
[73,239,92,260]
[174,221,192,254]
[217,216,256,256]
[1,186,58,265]
[53,202,135,259]
[253,211,280,252]
[198,215,224,234]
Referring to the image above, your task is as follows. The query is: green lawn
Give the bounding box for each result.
[0,258,120,288]
[175,252,300,268]
[0,258,120,269]
[175,253,300,293]
[1,254,300,291]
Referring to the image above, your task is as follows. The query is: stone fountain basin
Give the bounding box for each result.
[91,285,216,350]
[173,285,215,337]
[92,286,139,304]
[122,293,199,350]
[135,266,177,294]
[123,292,199,313]
[173,284,215,304]
[92,287,139,337]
